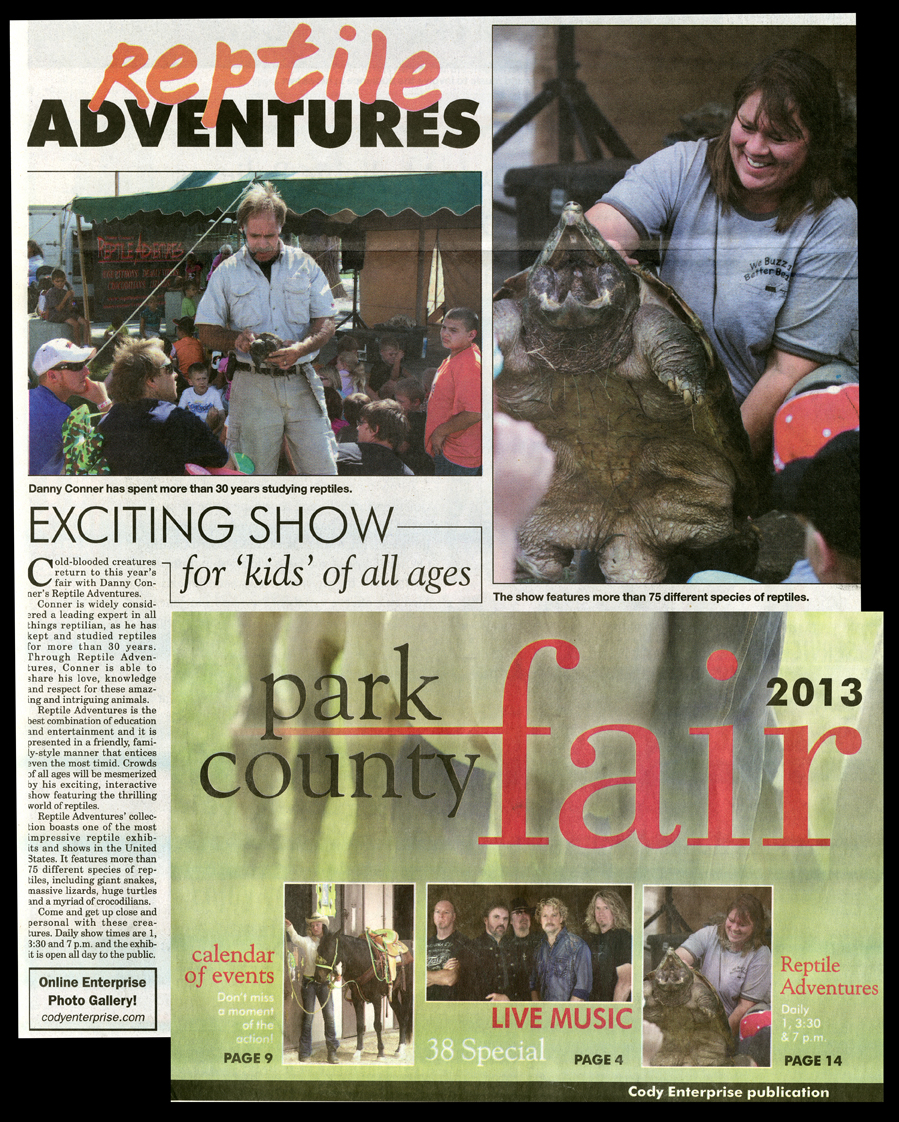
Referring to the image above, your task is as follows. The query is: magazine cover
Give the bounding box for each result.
[17,16,871,1104]
[167,610,881,1099]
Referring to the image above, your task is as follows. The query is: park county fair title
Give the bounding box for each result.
[27,24,480,149]
[201,639,866,852]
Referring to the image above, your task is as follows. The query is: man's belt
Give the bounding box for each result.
[237,361,315,379]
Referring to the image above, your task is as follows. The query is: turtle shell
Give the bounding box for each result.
[249,332,286,368]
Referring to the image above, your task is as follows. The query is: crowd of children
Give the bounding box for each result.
[319,315,482,477]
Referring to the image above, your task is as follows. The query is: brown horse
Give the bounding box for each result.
[315,929,413,1062]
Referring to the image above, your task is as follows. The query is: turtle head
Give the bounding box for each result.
[527,202,639,331]
[651,948,695,1005]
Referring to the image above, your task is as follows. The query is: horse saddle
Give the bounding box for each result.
[367,928,408,958]
[354,929,411,999]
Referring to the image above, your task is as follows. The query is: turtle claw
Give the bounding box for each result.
[667,378,700,408]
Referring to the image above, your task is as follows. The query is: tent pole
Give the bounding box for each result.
[75,213,92,343]
[415,221,427,328]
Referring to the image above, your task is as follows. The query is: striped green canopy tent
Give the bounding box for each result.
[71,171,480,229]
[70,171,481,330]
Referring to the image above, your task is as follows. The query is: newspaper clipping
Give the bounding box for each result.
[17,16,876,1103]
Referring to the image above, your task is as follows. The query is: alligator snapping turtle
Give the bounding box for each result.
[494,202,758,582]
[643,948,735,1066]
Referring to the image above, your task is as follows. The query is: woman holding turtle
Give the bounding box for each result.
[676,892,772,1065]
